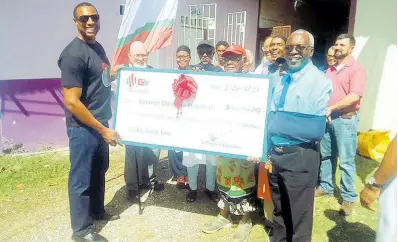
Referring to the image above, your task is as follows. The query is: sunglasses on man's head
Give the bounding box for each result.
[77,14,100,22]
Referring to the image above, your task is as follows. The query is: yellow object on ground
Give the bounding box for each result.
[358,130,391,160]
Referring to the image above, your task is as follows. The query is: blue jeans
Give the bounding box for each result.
[319,114,358,202]
[168,150,186,177]
[67,126,109,236]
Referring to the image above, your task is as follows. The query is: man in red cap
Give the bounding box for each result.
[220,45,247,73]
[201,45,257,242]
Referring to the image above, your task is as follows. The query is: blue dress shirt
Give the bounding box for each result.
[268,61,332,146]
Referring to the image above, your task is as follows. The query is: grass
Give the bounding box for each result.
[0,151,380,242]
[312,155,380,242]
[0,152,69,196]
[0,152,70,217]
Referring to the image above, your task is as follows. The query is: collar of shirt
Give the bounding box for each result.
[272,60,331,116]
[289,60,313,81]
[337,58,355,73]
[129,63,147,68]
[342,57,355,67]
[328,57,355,73]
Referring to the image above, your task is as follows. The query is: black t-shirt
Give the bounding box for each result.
[194,63,223,72]
[58,37,112,127]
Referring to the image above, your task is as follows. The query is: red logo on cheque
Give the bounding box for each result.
[127,73,150,87]
[172,74,198,117]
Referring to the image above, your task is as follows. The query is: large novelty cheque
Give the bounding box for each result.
[114,68,270,159]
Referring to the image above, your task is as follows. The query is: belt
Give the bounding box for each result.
[271,141,318,154]
[331,111,356,120]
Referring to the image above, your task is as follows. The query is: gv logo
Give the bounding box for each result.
[127,73,151,87]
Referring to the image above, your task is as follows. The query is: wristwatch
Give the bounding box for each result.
[368,177,383,188]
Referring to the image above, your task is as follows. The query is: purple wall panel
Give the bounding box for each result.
[0,79,68,151]
[0,79,115,152]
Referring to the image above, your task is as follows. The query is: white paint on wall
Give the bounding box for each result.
[352,0,397,135]
[372,44,397,136]
[351,36,369,60]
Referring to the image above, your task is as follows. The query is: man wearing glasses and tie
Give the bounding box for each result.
[58,2,120,242]
[266,29,332,241]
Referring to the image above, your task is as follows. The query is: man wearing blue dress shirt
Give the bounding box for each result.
[267,29,332,242]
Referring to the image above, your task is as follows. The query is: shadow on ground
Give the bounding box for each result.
[325,209,376,242]
[96,160,222,232]
[96,159,268,233]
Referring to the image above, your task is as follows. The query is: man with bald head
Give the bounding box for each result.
[242,48,254,73]
[266,29,332,241]
[254,36,273,74]
[127,41,153,68]
[124,41,164,201]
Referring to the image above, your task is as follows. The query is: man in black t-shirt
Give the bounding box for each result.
[58,3,120,242]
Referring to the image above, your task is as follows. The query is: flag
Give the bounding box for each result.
[111,0,179,67]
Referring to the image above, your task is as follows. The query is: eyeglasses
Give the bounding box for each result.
[198,51,214,57]
[223,56,242,62]
[176,55,190,59]
[133,54,147,59]
[77,14,100,22]
[286,45,312,53]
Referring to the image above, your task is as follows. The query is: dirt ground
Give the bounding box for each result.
[0,150,268,242]
[0,149,378,242]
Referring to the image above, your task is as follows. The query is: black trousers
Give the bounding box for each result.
[268,145,320,242]
[124,146,160,191]
[67,126,109,236]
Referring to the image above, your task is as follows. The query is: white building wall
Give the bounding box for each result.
[351,0,397,136]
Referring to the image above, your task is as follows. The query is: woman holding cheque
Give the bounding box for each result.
[200,45,257,242]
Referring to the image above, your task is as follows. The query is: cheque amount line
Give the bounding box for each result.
[133,112,261,129]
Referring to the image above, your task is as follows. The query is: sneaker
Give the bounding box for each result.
[201,214,232,234]
[232,219,252,242]
[339,201,354,216]
[314,187,332,197]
